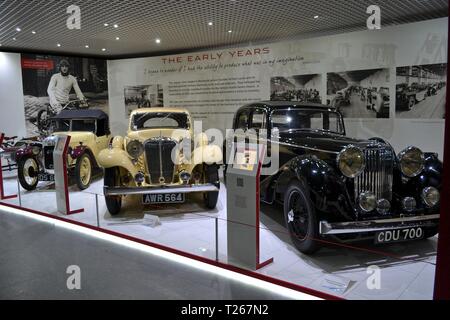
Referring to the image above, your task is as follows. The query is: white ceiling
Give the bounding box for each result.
[0,0,448,58]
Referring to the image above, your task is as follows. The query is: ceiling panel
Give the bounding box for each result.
[0,0,447,57]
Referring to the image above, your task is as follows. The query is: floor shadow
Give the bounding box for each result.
[260,202,437,274]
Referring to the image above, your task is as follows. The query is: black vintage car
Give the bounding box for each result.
[227,101,441,254]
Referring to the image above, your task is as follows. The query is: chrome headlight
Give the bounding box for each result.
[337,145,365,178]
[359,191,377,212]
[126,140,144,159]
[179,170,191,184]
[43,136,57,146]
[422,186,440,207]
[398,146,424,178]
[31,146,41,155]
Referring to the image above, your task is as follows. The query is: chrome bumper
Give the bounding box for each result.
[319,214,440,235]
[104,183,219,196]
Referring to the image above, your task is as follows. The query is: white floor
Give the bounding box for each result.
[0,170,437,300]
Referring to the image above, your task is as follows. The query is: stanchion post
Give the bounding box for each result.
[215,217,219,262]
[0,133,17,200]
[95,193,100,228]
[16,174,21,207]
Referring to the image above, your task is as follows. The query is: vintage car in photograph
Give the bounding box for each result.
[227,101,441,254]
[370,87,390,118]
[97,108,222,215]
[396,83,428,110]
[16,109,111,191]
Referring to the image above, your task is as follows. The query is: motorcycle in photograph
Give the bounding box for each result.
[36,99,89,134]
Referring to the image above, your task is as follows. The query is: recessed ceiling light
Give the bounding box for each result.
[15,27,21,32]
[12,37,16,41]
[314,15,319,19]
[155,38,161,44]
[104,23,109,27]
[113,24,118,28]
[102,48,106,51]
[115,36,120,40]
[31,30,36,34]
[0,44,2,47]
[85,45,89,48]
[208,22,213,26]
[228,30,232,33]
[57,43,61,47]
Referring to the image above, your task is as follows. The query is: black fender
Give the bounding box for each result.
[275,154,355,221]
[402,153,442,195]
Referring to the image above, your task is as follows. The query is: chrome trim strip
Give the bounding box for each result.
[232,134,340,155]
[104,183,219,196]
[319,214,440,235]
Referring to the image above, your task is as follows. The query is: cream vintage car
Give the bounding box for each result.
[16,109,111,190]
[97,108,222,215]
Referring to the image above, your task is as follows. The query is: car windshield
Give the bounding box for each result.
[271,109,344,134]
[131,112,189,130]
[52,119,96,132]
[53,119,71,132]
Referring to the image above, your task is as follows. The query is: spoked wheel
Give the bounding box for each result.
[104,167,122,215]
[18,156,39,191]
[283,181,320,254]
[75,153,92,190]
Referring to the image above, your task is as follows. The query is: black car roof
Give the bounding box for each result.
[238,101,336,112]
[52,109,108,120]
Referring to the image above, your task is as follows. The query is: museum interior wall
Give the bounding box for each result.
[0,17,447,156]
[106,17,447,158]
[0,52,26,138]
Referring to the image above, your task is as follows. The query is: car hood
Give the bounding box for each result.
[52,131,95,148]
[127,129,190,142]
[278,130,376,153]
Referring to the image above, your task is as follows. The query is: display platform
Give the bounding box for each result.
[0,169,438,300]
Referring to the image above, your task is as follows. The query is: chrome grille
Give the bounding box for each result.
[43,146,54,169]
[144,138,176,184]
[354,146,394,201]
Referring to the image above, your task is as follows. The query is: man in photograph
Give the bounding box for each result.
[47,59,86,113]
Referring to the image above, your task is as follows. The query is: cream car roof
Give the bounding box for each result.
[129,107,191,116]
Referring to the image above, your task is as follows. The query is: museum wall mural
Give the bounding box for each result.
[20,54,109,136]
[0,18,446,157]
[107,18,447,158]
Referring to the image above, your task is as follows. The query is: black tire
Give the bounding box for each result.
[104,167,122,215]
[283,181,320,254]
[423,227,439,239]
[203,164,219,209]
[75,153,92,190]
[17,155,39,191]
[407,96,415,110]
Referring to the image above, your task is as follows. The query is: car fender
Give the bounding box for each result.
[70,145,99,167]
[97,147,139,177]
[15,145,34,160]
[275,154,355,221]
[403,153,442,194]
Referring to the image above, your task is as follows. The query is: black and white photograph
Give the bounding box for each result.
[396,63,446,119]
[21,54,109,136]
[327,68,390,118]
[270,74,322,103]
[124,84,164,117]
